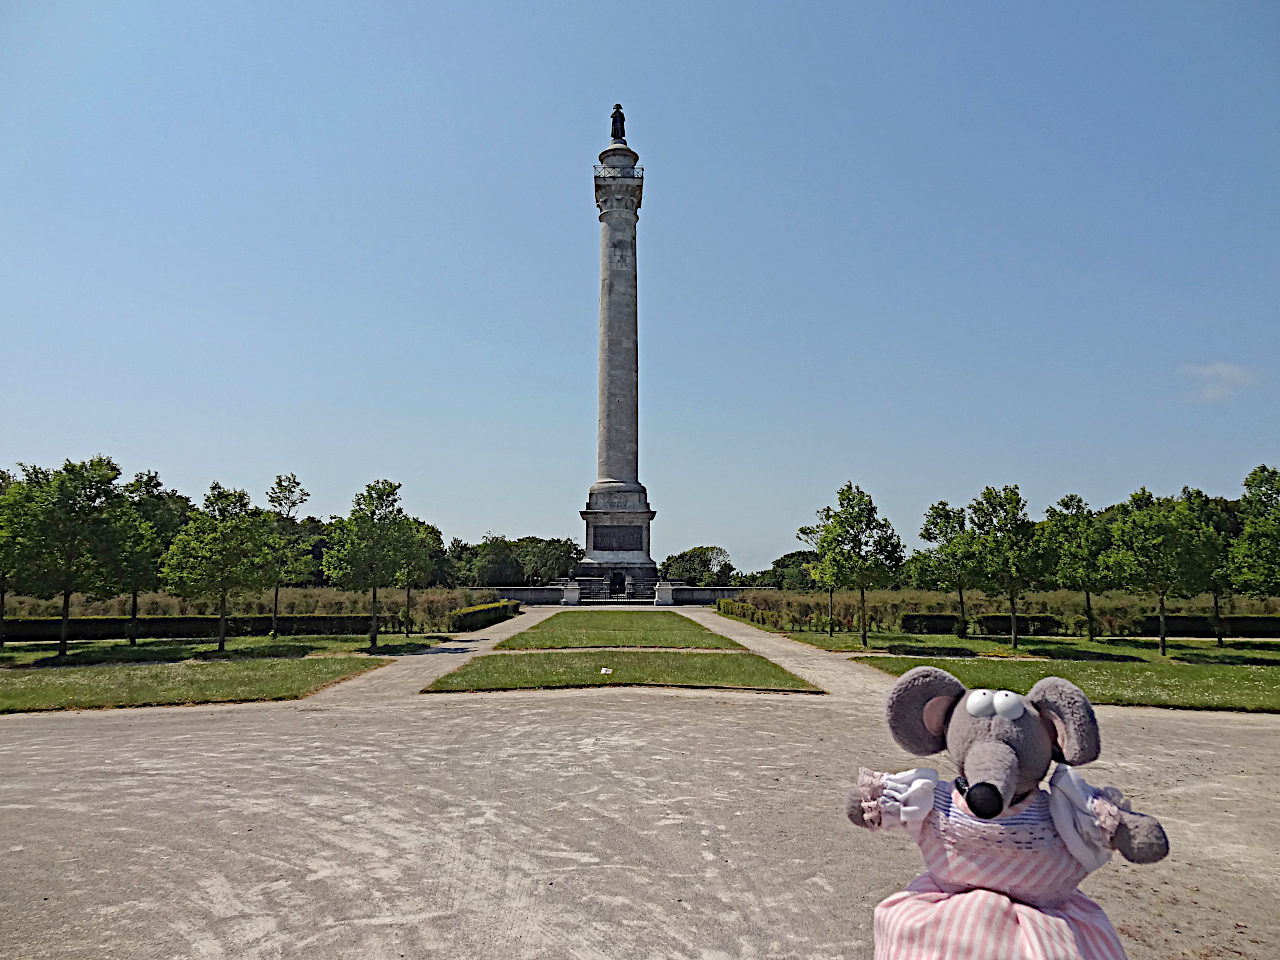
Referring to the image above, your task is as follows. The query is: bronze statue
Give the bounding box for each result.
[610,104,625,142]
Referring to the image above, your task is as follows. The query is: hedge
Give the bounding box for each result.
[1137,614,1280,638]
[975,615,1061,636]
[1,615,398,642]
[445,600,520,633]
[900,614,962,635]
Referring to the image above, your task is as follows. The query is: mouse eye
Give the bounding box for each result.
[966,689,996,717]
[993,690,1025,720]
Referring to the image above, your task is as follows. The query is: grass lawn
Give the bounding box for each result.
[497,610,743,650]
[425,650,820,693]
[0,656,390,713]
[0,633,446,669]
[858,656,1280,713]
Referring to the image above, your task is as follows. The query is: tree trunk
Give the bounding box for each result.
[859,585,868,647]
[957,583,966,637]
[59,589,72,658]
[1212,592,1224,647]
[0,579,6,650]
[369,584,380,649]
[1158,594,1167,657]
[218,591,228,653]
[1008,593,1018,649]
[404,584,412,637]
[1084,590,1095,643]
[129,590,139,646]
[828,586,834,638]
[272,583,280,637]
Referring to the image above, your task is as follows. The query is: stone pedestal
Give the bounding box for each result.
[654,581,675,606]
[578,124,657,593]
[561,582,581,606]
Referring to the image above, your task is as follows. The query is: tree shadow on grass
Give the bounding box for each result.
[1022,646,1145,663]
[1171,652,1280,666]
[883,644,979,658]
[364,638,449,656]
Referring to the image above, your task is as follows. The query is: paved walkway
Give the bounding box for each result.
[0,606,1275,960]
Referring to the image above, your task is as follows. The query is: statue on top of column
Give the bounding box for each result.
[610,104,626,143]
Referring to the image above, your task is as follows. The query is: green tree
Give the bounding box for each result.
[1042,494,1111,642]
[967,485,1045,648]
[805,483,905,645]
[8,457,129,657]
[322,480,410,648]
[162,483,272,652]
[114,471,194,645]
[659,546,735,587]
[444,537,477,587]
[1230,464,1280,601]
[919,500,979,635]
[1103,488,1216,656]
[472,535,525,586]
[1181,486,1240,644]
[0,469,17,648]
[264,473,315,636]
[761,550,819,591]
[798,507,837,630]
[397,518,447,635]
[512,536,585,586]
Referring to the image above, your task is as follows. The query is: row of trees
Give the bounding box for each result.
[795,466,1280,653]
[0,458,584,655]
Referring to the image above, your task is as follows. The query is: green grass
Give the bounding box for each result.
[496,611,743,650]
[0,633,447,669]
[858,656,1280,712]
[0,656,390,713]
[425,650,820,693]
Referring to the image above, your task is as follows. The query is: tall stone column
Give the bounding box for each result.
[578,107,657,595]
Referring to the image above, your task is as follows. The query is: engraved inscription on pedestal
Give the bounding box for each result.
[592,525,644,552]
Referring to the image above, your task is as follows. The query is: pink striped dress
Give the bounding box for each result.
[857,768,1128,960]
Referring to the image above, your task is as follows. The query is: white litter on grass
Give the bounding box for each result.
[600,667,613,674]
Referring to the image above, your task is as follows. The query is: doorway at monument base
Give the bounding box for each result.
[573,563,660,601]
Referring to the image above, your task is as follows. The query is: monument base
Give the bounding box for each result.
[578,481,657,598]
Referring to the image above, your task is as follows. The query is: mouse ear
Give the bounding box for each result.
[885,666,965,755]
[1027,677,1100,765]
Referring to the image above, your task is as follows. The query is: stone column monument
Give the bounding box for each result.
[577,105,658,598]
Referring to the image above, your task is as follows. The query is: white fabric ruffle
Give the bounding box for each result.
[1048,764,1127,872]
[859,767,938,835]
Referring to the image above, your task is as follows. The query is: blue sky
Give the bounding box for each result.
[2,2,1276,571]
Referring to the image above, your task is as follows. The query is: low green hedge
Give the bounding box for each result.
[1,614,397,642]
[900,614,962,635]
[1138,614,1280,638]
[976,614,1061,636]
[445,600,520,633]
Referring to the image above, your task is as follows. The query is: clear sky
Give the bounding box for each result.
[2,2,1276,572]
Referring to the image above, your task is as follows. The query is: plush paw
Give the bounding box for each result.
[1112,810,1169,863]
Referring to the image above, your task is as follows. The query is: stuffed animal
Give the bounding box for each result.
[847,666,1168,960]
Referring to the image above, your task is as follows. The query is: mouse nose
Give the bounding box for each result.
[965,782,1004,819]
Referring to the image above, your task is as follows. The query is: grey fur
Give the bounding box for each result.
[884,667,965,755]
[1027,676,1101,765]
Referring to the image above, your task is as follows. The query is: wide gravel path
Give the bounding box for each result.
[1,607,1275,959]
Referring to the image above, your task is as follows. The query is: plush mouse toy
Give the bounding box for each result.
[848,666,1168,960]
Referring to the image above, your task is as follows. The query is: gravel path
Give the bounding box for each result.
[0,606,1275,959]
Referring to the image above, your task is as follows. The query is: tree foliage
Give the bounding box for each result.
[803,483,904,645]
[659,545,735,587]
[161,483,272,651]
[1103,488,1216,655]
[8,457,131,656]
[1230,464,1280,599]
[1042,494,1110,641]
[919,500,979,633]
[322,480,410,646]
[967,485,1044,647]
[512,536,584,586]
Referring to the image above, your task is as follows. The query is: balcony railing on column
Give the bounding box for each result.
[594,165,644,179]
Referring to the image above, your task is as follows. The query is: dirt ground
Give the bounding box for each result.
[0,607,1275,959]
